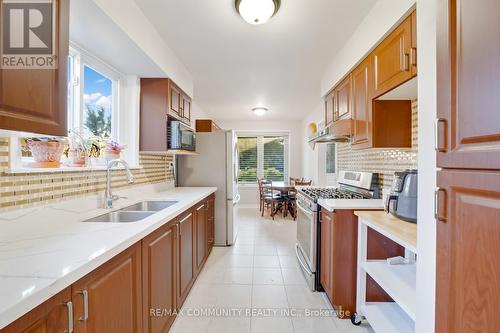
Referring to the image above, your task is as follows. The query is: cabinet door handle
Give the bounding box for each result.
[78,290,89,321]
[65,301,74,333]
[434,187,447,223]
[401,53,410,71]
[434,118,447,152]
[410,47,417,66]
[180,213,192,224]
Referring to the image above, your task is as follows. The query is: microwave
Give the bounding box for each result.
[168,121,196,152]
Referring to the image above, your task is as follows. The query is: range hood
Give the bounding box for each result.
[308,119,352,144]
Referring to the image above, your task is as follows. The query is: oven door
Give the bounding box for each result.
[295,200,317,290]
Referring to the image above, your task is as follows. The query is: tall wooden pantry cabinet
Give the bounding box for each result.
[435,0,500,332]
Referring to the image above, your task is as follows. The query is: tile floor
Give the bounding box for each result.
[170,207,374,333]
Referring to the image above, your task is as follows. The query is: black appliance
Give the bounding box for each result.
[385,169,418,223]
[167,121,196,152]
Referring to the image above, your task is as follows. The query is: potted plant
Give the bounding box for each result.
[66,131,90,167]
[104,140,126,162]
[25,137,66,168]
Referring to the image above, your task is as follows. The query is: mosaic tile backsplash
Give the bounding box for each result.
[337,100,418,189]
[0,138,174,212]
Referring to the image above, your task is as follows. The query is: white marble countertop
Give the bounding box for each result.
[318,199,385,212]
[0,183,217,329]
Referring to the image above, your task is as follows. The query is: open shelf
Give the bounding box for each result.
[361,303,415,333]
[361,260,416,320]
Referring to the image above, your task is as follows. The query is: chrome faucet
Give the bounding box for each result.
[105,159,134,209]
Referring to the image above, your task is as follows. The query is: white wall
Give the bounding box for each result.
[217,119,303,206]
[321,0,416,96]
[416,0,437,331]
[301,102,324,185]
[92,0,194,97]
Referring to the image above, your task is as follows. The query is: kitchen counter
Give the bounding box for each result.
[354,211,417,253]
[0,183,217,329]
[318,199,384,212]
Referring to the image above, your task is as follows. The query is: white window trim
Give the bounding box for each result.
[7,43,141,172]
[69,42,121,140]
[236,130,291,185]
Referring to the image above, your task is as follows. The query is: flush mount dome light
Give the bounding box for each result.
[235,0,281,25]
[253,107,268,116]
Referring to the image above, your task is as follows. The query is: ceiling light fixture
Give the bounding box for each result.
[235,0,281,25]
[252,107,268,116]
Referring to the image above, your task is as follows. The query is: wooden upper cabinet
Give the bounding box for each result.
[140,78,192,151]
[181,95,191,124]
[324,91,335,126]
[177,210,195,306]
[335,75,352,120]
[372,14,413,98]
[142,222,177,333]
[437,0,500,170]
[1,288,72,333]
[72,242,142,333]
[410,11,417,76]
[351,58,372,147]
[196,119,221,132]
[0,0,69,136]
[169,82,181,118]
[436,170,500,333]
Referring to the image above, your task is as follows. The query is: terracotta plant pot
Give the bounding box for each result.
[67,149,87,167]
[104,149,121,162]
[26,140,65,168]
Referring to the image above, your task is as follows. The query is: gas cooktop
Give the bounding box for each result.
[299,188,367,201]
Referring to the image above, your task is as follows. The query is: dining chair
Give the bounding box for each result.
[289,177,302,186]
[261,182,285,220]
[284,188,297,220]
[295,179,312,186]
[257,178,270,213]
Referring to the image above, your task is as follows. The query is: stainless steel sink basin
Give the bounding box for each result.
[119,201,178,212]
[83,211,155,223]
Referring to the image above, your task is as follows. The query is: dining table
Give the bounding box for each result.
[263,181,297,219]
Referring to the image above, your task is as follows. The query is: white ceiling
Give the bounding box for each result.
[134,0,377,121]
[70,0,164,77]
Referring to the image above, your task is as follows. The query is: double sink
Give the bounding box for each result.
[83,201,179,223]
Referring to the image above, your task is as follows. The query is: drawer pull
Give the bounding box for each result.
[78,290,89,321]
[65,301,73,333]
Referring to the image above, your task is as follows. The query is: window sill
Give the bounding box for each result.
[5,165,143,174]
[239,183,258,188]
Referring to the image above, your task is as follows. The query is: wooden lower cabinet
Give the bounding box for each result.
[195,201,207,273]
[319,208,403,318]
[206,194,215,253]
[319,210,333,298]
[1,288,72,333]
[1,195,216,333]
[72,242,143,333]
[142,223,177,333]
[436,170,500,333]
[176,210,195,307]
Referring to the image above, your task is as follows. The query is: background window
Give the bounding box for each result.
[237,135,289,183]
[326,143,336,174]
[238,137,258,183]
[263,136,285,181]
[83,65,113,138]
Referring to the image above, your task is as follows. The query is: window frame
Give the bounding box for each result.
[236,131,290,186]
[68,43,121,139]
[6,43,142,172]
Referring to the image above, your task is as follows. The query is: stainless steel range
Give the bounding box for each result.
[295,171,380,291]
